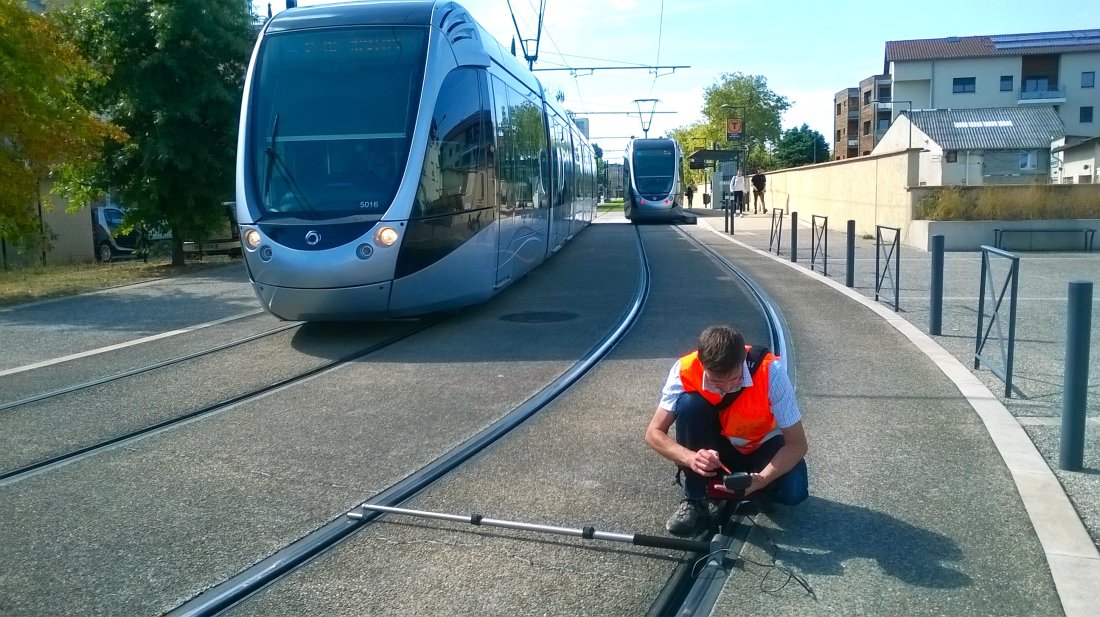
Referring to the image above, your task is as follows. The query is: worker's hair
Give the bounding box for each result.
[697,325,746,374]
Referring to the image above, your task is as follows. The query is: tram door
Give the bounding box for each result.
[546,111,571,252]
[491,76,548,285]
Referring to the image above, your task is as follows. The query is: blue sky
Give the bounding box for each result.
[255,0,1098,158]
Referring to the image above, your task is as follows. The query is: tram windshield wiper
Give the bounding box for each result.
[261,113,316,218]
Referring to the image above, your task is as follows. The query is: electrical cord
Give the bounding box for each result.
[690,502,817,599]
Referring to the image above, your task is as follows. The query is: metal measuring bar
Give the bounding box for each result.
[350,503,714,554]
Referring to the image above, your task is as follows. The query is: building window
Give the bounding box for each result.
[1000,75,1013,91]
[1019,151,1037,170]
[953,77,976,93]
[836,102,842,115]
[1082,106,1094,123]
[836,129,842,141]
[945,150,958,163]
[1083,72,1095,88]
[863,121,871,136]
[863,91,871,105]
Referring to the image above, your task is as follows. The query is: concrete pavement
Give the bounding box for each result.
[685,205,1099,615]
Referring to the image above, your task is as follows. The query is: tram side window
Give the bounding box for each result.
[414,69,487,218]
[514,90,547,210]
[492,78,516,211]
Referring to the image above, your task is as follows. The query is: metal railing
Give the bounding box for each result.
[1018,85,1065,100]
[875,225,901,311]
[810,215,828,275]
[768,208,785,255]
[974,245,1020,398]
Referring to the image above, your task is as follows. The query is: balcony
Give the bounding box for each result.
[1018,85,1066,103]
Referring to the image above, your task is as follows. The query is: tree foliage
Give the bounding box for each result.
[52,0,255,264]
[667,122,710,187]
[773,124,830,169]
[668,73,787,182]
[701,73,789,168]
[0,0,124,245]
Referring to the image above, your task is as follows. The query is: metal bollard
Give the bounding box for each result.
[930,235,945,335]
[846,220,855,287]
[1060,281,1093,471]
[790,212,798,263]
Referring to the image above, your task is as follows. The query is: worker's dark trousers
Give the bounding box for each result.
[674,392,808,505]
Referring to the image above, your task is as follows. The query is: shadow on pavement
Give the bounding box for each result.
[749,496,971,589]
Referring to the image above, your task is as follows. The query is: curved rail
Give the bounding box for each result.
[167,226,652,616]
[0,320,443,485]
[648,226,795,617]
[0,322,302,413]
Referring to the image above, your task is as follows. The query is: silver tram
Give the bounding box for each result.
[622,138,684,223]
[235,1,597,320]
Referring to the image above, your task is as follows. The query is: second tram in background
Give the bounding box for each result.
[623,138,684,223]
[233,1,596,321]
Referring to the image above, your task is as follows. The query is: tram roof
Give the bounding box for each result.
[267,1,436,32]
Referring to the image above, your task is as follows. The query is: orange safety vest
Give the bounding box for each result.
[678,346,778,454]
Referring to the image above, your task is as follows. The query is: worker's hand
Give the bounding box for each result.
[687,449,723,476]
[744,472,770,496]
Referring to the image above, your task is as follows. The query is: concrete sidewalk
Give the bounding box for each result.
[686,206,1099,614]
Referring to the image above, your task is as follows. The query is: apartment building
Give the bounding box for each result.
[833,88,859,159]
[835,29,1100,158]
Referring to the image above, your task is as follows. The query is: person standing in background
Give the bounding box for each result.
[751,170,767,214]
[685,182,696,208]
[729,170,746,216]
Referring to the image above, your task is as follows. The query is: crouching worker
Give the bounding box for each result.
[644,325,809,537]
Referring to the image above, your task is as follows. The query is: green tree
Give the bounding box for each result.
[52,0,255,265]
[0,0,124,259]
[668,122,710,187]
[701,73,790,170]
[773,124,830,168]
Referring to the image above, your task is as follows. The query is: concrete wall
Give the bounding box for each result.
[5,184,95,267]
[42,193,94,264]
[758,150,1098,253]
[1062,141,1099,184]
[909,219,1099,251]
[764,149,920,238]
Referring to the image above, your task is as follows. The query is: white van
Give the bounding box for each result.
[183,202,242,258]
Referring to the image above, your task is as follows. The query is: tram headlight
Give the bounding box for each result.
[374,226,399,247]
[244,229,262,249]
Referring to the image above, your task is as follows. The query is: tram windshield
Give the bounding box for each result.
[632,147,676,195]
[249,27,428,220]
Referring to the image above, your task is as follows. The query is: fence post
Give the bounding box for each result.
[1060,281,1093,471]
[846,219,855,287]
[790,212,798,263]
[930,235,944,335]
